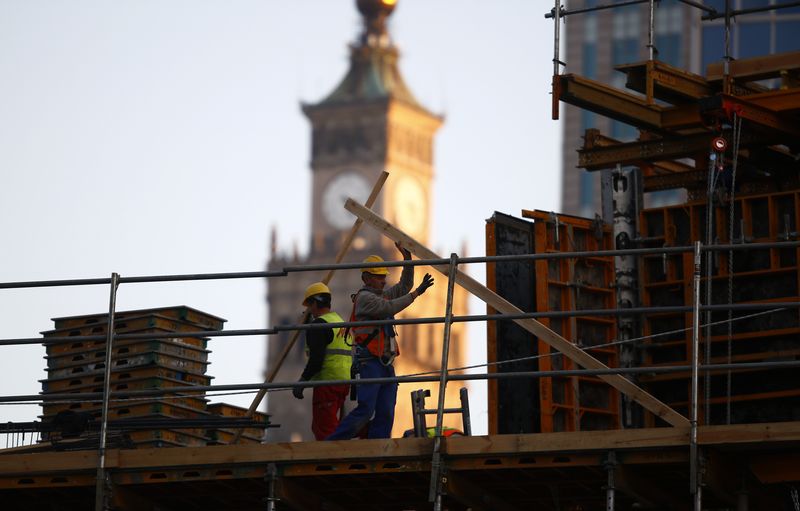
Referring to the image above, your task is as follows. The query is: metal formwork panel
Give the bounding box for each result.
[524,210,621,432]
[486,211,621,434]
[485,212,539,435]
[639,190,800,426]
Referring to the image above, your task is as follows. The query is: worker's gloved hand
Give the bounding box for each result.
[292,380,306,400]
[415,273,434,296]
[396,241,411,260]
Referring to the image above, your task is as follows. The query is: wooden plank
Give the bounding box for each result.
[444,428,690,456]
[344,199,691,428]
[0,438,434,476]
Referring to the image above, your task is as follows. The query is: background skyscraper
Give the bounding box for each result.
[560,0,800,217]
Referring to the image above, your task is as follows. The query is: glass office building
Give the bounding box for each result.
[560,0,800,217]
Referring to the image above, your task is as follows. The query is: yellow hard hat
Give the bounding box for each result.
[303,282,331,305]
[362,255,389,275]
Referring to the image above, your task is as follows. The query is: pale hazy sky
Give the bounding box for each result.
[0,0,561,436]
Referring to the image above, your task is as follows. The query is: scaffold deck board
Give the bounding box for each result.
[1,424,799,510]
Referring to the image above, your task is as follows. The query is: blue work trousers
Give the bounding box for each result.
[325,358,398,440]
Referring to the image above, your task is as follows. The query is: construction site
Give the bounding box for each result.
[3,0,800,510]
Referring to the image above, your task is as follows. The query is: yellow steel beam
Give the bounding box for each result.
[558,74,663,130]
[707,50,800,82]
[719,93,800,140]
[617,59,713,103]
[738,87,800,114]
[578,131,715,170]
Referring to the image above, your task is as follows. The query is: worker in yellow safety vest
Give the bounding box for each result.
[293,282,353,440]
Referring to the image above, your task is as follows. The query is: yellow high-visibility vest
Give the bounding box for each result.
[305,311,352,382]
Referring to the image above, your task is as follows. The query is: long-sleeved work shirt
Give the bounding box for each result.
[299,316,333,381]
[353,262,415,322]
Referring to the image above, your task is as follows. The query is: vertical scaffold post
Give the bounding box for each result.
[430,253,459,509]
[691,242,703,510]
[552,0,563,119]
[459,387,472,436]
[647,0,656,61]
[604,451,617,511]
[265,463,278,511]
[95,272,120,511]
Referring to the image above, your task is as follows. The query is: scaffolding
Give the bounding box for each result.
[2,228,800,509]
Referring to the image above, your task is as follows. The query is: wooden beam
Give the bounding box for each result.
[443,470,520,511]
[0,438,434,476]
[697,421,800,446]
[443,428,689,457]
[344,199,690,428]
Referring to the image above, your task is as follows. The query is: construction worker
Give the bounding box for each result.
[293,282,353,440]
[326,242,435,440]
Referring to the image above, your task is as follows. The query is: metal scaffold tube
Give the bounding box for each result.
[430,253,459,509]
[95,272,120,511]
[647,0,655,61]
[691,242,702,509]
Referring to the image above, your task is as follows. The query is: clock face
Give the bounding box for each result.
[322,171,371,230]
[394,175,427,239]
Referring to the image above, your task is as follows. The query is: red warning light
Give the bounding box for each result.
[712,137,728,152]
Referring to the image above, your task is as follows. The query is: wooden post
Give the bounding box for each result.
[232,171,389,443]
[344,199,690,428]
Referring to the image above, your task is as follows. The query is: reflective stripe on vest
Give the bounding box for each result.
[305,311,352,382]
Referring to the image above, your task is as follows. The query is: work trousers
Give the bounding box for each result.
[311,383,350,441]
[325,358,398,440]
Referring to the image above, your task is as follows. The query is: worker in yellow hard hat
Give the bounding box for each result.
[326,242,434,440]
[293,282,353,440]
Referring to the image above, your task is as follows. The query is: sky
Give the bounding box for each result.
[0,0,562,438]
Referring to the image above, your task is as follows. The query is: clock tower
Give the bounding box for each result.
[266,0,469,442]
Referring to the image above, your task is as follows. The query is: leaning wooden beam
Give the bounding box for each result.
[344,199,690,428]
[233,171,389,442]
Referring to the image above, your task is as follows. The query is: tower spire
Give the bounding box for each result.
[356,0,397,47]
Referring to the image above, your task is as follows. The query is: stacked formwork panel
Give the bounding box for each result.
[487,211,621,434]
[638,192,800,426]
[39,306,268,447]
